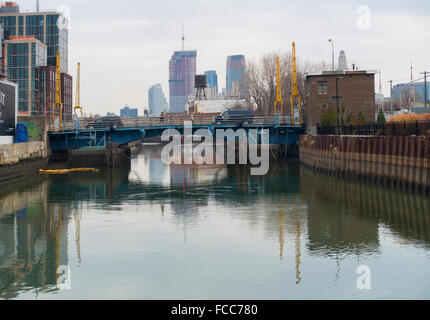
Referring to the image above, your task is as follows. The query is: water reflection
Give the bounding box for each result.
[301,167,430,253]
[0,144,429,299]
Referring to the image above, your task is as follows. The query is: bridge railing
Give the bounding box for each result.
[58,114,298,131]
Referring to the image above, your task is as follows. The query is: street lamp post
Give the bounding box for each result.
[336,77,344,125]
[328,39,334,71]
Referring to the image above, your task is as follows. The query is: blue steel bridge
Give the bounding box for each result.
[48,115,305,152]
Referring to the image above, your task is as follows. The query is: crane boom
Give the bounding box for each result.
[290,42,302,125]
[74,62,83,120]
[274,56,283,114]
[50,50,63,131]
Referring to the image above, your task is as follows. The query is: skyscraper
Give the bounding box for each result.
[226,55,246,97]
[169,50,197,113]
[148,84,168,116]
[204,70,218,94]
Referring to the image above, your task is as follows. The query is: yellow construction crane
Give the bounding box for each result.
[51,50,63,131]
[274,56,283,114]
[290,42,302,125]
[74,62,83,120]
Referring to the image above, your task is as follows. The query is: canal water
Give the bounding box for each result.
[0,144,429,299]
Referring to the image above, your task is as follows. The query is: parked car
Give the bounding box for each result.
[87,116,124,129]
[213,109,254,124]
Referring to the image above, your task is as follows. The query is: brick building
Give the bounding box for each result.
[38,66,73,120]
[304,70,377,134]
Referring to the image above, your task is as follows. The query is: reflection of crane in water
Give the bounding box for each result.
[292,194,302,285]
[277,194,302,284]
[278,199,285,260]
[74,211,82,264]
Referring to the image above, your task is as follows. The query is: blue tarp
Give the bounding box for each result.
[14,123,28,143]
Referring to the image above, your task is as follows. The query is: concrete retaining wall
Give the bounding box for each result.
[0,141,47,166]
[299,135,430,192]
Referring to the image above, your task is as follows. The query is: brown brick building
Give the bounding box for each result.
[38,66,73,121]
[304,70,377,134]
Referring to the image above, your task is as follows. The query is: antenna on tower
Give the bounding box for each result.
[181,23,185,51]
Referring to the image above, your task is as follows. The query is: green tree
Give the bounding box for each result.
[320,109,338,126]
[357,111,366,125]
[376,109,386,125]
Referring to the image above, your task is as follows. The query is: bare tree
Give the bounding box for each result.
[244,51,329,115]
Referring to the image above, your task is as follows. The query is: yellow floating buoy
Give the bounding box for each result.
[39,168,100,174]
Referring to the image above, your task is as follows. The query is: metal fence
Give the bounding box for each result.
[58,114,297,131]
[317,120,430,136]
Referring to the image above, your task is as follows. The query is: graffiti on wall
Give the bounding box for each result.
[24,122,42,139]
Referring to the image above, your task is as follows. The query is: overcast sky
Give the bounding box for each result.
[25,0,430,115]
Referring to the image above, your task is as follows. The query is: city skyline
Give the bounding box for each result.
[15,0,430,115]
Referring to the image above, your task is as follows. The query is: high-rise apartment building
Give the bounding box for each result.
[226,55,246,97]
[4,36,46,115]
[204,70,218,93]
[169,50,196,113]
[0,2,69,73]
[148,84,168,116]
[0,2,70,117]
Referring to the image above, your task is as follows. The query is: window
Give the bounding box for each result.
[322,103,328,109]
[317,81,328,95]
[330,96,344,101]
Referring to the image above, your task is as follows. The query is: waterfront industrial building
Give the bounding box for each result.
[304,70,377,134]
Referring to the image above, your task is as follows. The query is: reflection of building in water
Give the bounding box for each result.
[301,166,430,255]
[169,164,227,187]
[0,180,72,299]
[148,158,167,186]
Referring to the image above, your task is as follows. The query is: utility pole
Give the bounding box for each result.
[328,39,334,71]
[336,77,344,124]
[420,71,428,112]
[387,80,393,112]
[378,70,383,112]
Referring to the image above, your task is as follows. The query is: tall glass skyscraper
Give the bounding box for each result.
[148,84,168,116]
[226,55,246,97]
[204,70,218,94]
[169,50,196,113]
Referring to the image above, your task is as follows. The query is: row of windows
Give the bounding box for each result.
[0,14,58,26]
[0,16,16,27]
[8,67,28,79]
[26,26,44,36]
[8,56,28,67]
[7,43,28,55]
[26,15,44,26]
